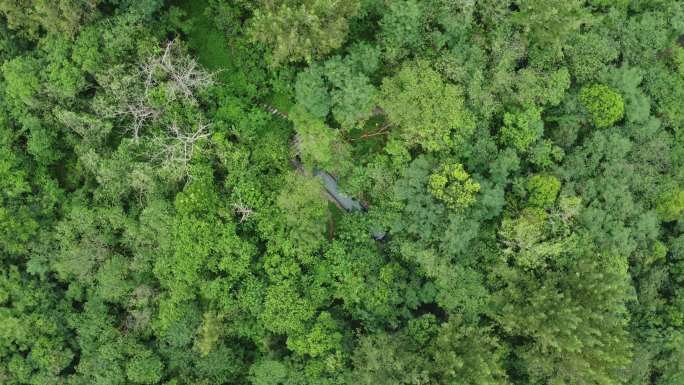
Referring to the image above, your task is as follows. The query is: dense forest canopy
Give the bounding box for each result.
[0,0,683,384]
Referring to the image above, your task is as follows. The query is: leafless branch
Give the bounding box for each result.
[349,121,392,141]
[232,202,254,223]
[103,39,215,142]
[142,40,215,102]
[151,119,211,178]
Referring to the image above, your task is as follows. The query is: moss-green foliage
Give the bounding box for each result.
[0,0,101,39]
[248,0,360,66]
[126,350,164,384]
[513,0,592,58]
[580,84,625,128]
[673,47,684,77]
[0,1,682,385]
[565,33,619,83]
[656,187,684,222]
[493,258,633,385]
[275,172,328,255]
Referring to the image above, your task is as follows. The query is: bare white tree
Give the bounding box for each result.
[114,94,161,142]
[95,69,159,143]
[169,119,211,165]
[102,39,215,143]
[152,119,211,178]
[141,40,215,102]
[232,202,254,223]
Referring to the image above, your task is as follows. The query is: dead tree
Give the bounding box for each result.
[232,202,254,223]
[152,119,211,178]
[104,40,215,143]
[141,40,215,102]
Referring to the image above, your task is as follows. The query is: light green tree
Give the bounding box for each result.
[499,106,544,152]
[428,163,480,210]
[656,187,684,222]
[580,84,625,128]
[526,174,561,208]
[379,61,474,151]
